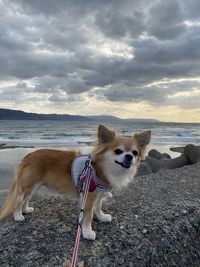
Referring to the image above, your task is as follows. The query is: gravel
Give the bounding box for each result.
[1,163,200,267]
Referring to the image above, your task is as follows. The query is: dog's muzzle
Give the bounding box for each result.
[115,154,133,169]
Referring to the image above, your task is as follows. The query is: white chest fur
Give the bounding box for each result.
[101,152,137,190]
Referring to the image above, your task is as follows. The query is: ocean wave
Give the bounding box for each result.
[0,120,199,148]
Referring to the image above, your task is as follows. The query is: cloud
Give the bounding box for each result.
[102,79,200,109]
[0,0,200,121]
[147,0,186,40]
[180,0,200,20]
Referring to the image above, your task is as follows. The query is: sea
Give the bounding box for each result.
[0,120,199,157]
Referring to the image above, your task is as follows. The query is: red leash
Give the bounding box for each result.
[63,160,93,267]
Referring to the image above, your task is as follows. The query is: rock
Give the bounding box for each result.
[136,162,153,176]
[148,149,171,160]
[145,156,165,172]
[148,149,163,160]
[144,144,200,174]
[162,153,171,159]
[181,209,187,215]
[101,256,111,266]
[38,246,48,256]
[78,261,85,267]
[184,144,200,164]
[142,228,148,234]
[117,258,125,265]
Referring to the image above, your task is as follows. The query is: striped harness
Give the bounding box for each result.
[71,155,111,193]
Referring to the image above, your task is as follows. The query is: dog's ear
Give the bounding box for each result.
[98,125,115,144]
[134,130,151,151]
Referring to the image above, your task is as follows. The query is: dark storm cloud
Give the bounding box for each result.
[95,9,146,39]
[180,0,200,20]
[147,0,185,40]
[1,0,200,110]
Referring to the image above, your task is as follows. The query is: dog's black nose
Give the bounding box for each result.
[125,154,133,161]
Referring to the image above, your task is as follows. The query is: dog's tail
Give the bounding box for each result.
[0,166,21,220]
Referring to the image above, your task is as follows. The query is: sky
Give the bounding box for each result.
[0,0,200,122]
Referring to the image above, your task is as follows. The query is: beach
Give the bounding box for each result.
[1,147,200,266]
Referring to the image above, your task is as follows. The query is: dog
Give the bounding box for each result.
[0,124,151,240]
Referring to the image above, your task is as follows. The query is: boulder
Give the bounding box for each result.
[142,144,200,174]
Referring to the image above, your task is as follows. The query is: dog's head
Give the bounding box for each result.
[92,124,151,188]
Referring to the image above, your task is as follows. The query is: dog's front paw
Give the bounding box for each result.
[97,213,112,223]
[14,212,25,221]
[82,226,96,240]
[23,207,34,214]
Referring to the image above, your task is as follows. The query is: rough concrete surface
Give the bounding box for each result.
[1,163,200,267]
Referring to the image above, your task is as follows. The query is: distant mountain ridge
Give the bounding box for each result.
[0,108,88,121]
[0,108,160,123]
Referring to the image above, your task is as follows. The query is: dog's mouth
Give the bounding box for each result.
[115,160,132,169]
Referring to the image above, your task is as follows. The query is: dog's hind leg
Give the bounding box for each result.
[22,183,41,214]
[13,164,42,221]
[13,193,25,221]
[22,195,34,214]
[14,183,41,220]
[13,187,33,221]
[0,158,43,221]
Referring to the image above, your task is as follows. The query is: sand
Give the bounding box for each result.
[1,159,200,266]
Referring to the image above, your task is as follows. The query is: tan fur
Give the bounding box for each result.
[0,149,79,220]
[0,182,18,220]
[0,125,150,240]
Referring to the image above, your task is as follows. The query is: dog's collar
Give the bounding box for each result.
[71,155,112,192]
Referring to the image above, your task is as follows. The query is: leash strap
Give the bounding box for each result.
[77,159,91,192]
[64,160,93,267]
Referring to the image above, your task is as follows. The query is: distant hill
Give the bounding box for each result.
[86,115,121,122]
[0,108,160,123]
[86,115,159,123]
[124,118,160,123]
[0,108,89,121]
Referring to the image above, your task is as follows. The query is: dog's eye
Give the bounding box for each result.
[114,148,123,155]
[132,150,138,156]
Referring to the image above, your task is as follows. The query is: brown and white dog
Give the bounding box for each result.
[0,125,151,240]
